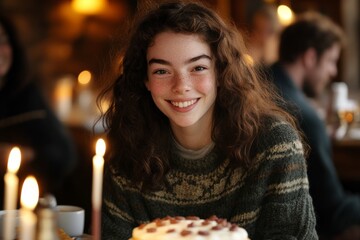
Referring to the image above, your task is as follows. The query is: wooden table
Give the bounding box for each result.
[332,138,360,182]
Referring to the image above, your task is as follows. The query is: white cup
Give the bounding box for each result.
[331,82,349,110]
[56,205,85,237]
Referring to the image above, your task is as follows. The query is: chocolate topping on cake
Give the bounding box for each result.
[131,215,249,240]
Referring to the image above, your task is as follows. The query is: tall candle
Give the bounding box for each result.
[92,138,106,240]
[19,176,39,240]
[3,147,21,240]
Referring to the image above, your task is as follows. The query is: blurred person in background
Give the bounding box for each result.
[268,11,360,239]
[0,14,77,208]
[243,3,281,67]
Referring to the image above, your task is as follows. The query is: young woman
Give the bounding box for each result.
[100,1,318,239]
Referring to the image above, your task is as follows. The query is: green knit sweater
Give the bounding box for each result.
[101,121,318,239]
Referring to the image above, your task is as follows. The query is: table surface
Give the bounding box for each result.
[74,234,92,239]
[332,134,360,182]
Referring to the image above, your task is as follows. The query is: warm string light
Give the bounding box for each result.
[77,70,95,114]
[277,4,294,26]
[78,70,92,85]
[71,0,107,14]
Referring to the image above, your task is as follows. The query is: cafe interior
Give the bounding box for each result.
[1,0,360,238]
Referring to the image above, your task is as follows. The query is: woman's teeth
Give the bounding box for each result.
[171,99,197,108]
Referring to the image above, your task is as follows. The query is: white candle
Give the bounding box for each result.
[92,138,106,240]
[3,147,21,240]
[92,138,106,209]
[19,176,39,240]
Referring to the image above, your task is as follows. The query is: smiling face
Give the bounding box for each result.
[146,32,217,132]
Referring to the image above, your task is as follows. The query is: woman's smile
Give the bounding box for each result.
[169,98,198,109]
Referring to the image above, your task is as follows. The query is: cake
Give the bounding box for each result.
[131,216,249,240]
[57,229,73,240]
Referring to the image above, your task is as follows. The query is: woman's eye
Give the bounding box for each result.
[193,66,206,72]
[154,69,167,75]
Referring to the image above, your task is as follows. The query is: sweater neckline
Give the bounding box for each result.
[171,138,222,172]
[172,137,215,160]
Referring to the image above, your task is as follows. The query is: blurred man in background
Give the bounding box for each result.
[268,11,360,239]
[244,3,281,67]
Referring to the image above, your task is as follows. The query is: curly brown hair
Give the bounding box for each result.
[100,1,298,189]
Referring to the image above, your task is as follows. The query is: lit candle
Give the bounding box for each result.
[19,176,39,240]
[92,138,106,240]
[3,147,21,240]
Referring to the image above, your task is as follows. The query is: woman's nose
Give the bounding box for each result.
[172,73,191,94]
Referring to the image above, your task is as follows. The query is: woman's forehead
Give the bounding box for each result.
[147,32,211,62]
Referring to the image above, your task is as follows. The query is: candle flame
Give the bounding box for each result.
[20,176,39,210]
[8,147,21,174]
[96,138,106,157]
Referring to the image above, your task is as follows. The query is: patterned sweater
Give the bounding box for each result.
[101,121,318,239]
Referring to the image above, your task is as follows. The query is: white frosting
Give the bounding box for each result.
[131,216,248,240]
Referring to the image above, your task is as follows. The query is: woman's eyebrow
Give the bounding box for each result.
[185,54,212,64]
[148,54,212,65]
[148,58,170,65]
